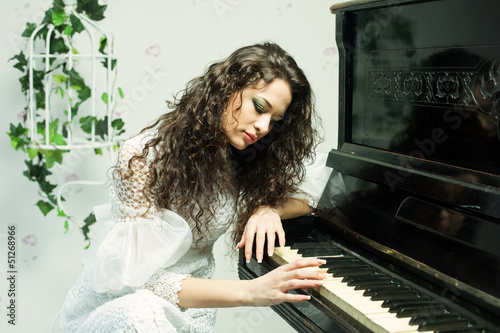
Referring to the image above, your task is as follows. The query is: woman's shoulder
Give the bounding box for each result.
[119,130,158,161]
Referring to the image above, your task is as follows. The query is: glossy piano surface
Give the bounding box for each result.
[238,0,500,332]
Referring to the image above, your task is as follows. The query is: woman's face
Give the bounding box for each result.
[223,79,292,150]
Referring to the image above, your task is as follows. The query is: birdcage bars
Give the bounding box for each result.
[27,0,116,150]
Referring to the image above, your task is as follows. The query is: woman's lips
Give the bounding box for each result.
[244,131,258,143]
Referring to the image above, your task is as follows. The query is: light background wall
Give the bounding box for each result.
[0,0,344,332]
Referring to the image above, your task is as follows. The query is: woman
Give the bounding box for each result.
[60,42,332,332]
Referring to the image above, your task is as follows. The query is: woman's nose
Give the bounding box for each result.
[254,115,271,135]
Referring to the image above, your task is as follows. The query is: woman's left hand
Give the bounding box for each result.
[236,205,285,263]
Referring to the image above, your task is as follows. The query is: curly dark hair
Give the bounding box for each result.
[120,42,319,249]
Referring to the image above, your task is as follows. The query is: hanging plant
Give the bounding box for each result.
[7,0,125,246]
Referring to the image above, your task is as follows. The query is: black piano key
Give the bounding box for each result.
[354,280,398,290]
[290,242,332,250]
[396,306,451,318]
[370,290,420,302]
[382,298,434,308]
[329,268,376,277]
[343,273,388,285]
[363,284,411,297]
[410,312,459,326]
[318,257,361,268]
[301,248,344,257]
[418,319,473,331]
[389,300,442,313]
[434,329,492,333]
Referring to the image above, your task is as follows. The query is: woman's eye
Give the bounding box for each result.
[252,97,265,113]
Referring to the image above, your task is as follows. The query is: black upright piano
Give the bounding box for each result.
[238,0,500,332]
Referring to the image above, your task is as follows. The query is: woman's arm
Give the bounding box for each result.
[237,198,313,263]
[177,258,326,308]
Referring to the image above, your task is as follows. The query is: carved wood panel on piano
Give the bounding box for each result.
[238,0,500,332]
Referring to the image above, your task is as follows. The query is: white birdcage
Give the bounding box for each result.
[27,0,117,150]
[26,0,119,227]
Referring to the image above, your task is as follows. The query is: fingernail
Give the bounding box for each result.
[319,273,328,279]
[258,259,262,263]
[318,259,327,265]
[304,295,311,300]
[246,254,250,264]
[268,251,274,257]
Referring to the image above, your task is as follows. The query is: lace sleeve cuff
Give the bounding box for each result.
[141,269,189,307]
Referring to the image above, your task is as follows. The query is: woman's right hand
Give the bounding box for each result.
[247,258,328,306]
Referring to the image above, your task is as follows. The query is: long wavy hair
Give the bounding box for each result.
[120,42,319,249]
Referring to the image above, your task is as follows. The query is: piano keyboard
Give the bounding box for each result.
[270,242,490,333]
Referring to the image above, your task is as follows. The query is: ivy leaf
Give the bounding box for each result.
[24,159,52,183]
[28,148,39,159]
[94,148,102,156]
[63,66,86,91]
[40,180,58,196]
[8,123,28,138]
[57,86,65,98]
[36,91,46,110]
[9,52,28,72]
[69,14,84,34]
[53,74,67,83]
[57,207,67,217]
[7,123,29,151]
[77,0,107,21]
[52,36,70,54]
[78,86,91,101]
[118,87,124,99]
[36,200,54,216]
[52,11,66,26]
[79,115,97,134]
[101,58,117,70]
[44,150,64,168]
[81,212,97,242]
[53,133,67,146]
[101,92,109,104]
[63,25,73,35]
[112,118,124,131]
[99,37,107,54]
[21,22,37,38]
[96,117,108,139]
[63,220,69,234]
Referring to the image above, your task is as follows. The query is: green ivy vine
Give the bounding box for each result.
[7,0,125,246]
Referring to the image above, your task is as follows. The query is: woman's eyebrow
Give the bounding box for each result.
[261,97,272,109]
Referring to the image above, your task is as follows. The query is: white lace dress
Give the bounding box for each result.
[59,133,339,333]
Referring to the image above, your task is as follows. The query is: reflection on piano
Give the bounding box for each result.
[238,0,500,332]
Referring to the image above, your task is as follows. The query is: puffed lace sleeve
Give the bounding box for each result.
[82,134,192,296]
[289,151,346,210]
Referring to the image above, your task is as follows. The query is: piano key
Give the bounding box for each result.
[410,312,459,325]
[346,275,393,286]
[371,291,421,302]
[418,319,473,331]
[290,242,332,250]
[329,267,377,276]
[389,302,444,315]
[300,248,344,257]
[363,285,411,297]
[272,247,432,333]
[383,298,435,309]
[320,258,364,268]
[355,280,400,290]
[396,307,451,318]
